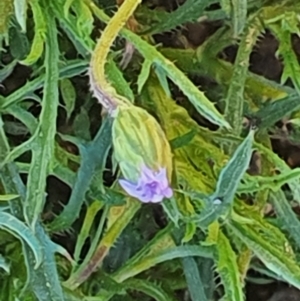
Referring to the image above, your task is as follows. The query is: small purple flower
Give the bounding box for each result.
[119,164,173,203]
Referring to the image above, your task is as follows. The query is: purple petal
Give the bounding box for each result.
[119,164,173,204]
[162,187,173,198]
[119,179,154,202]
[137,186,155,203]
[119,179,143,199]
[155,167,169,188]
[150,193,164,203]
[140,164,156,182]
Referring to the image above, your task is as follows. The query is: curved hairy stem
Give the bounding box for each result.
[89,0,141,112]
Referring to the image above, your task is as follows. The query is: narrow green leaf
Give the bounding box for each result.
[0,194,19,201]
[63,0,75,19]
[24,223,65,301]
[190,129,254,227]
[0,212,43,269]
[0,254,10,273]
[275,26,300,93]
[60,78,76,120]
[124,279,177,301]
[74,0,94,38]
[182,257,208,301]
[161,196,181,226]
[24,3,59,228]
[137,59,152,94]
[89,4,230,128]
[0,60,17,83]
[238,168,300,194]
[224,20,260,135]
[21,0,46,65]
[254,93,300,129]
[0,118,65,301]
[269,190,300,249]
[232,0,247,36]
[154,65,171,97]
[13,0,27,32]
[144,0,214,35]
[229,208,300,289]
[169,129,197,150]
[213,128,253,202]
[52,0,91,56]
[49,118,112,232]
[73,200,103,264]
[106,55,135,102]
[0,60,88,110]
[113,245,214,283]
[65,199,140,289]
[216,231,244,301]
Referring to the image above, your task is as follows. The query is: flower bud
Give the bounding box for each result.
[112,106,173,202]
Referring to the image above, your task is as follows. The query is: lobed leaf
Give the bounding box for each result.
[229,206,300,289]
[49,117,112,232]
[216,231,244,301]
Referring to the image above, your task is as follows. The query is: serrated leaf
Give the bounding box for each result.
[229,206,300,289]
[144,0,214,35]
[119,24,230,128]
[213,130,253,202]
[49,117,112,232]
[21,0,46,65]
[1,60,88,110]
[23,2,59,229]
[238,168,300,194]
[24,223,65,301]
[275,26,300,93]
[216,231,244,301]
[270,190,300,249]
[254,93,300,129]
[113,241,214,283]
[224,20,260,135]
[190,129,254,227]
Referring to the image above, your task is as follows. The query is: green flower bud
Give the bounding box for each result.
[112,106,173,182]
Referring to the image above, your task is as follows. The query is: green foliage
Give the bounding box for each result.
[1,0,300,300]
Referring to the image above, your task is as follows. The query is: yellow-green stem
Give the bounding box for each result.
[90,0,141,91]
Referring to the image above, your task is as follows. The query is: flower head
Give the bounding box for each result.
[119,164,173,203]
